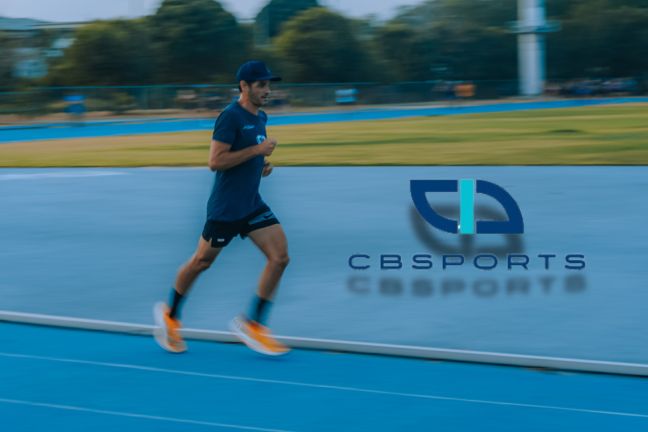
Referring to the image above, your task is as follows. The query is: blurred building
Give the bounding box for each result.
[0,17,80,80]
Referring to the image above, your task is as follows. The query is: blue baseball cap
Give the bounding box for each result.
[236,60,282,83]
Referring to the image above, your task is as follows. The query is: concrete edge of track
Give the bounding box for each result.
[1,310,647,377]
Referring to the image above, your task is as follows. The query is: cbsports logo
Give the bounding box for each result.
[410,179,524,234]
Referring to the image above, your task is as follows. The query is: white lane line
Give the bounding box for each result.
[1,352,647,419]
[0,398,295,432]
[0,171,126,181]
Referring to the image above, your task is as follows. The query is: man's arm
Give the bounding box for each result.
[208,137,277,171]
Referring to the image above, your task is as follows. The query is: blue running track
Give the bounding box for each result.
[1,323,647,431]
[1,98,646,143]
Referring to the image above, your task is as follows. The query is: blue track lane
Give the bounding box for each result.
[1,323,647,431]
[1,97,646,143]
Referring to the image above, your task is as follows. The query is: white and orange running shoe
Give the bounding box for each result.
[229,315,290,356]
[153,302,187,354]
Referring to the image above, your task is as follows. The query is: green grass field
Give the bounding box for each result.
[1,104,647,166]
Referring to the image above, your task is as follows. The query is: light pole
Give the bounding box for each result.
[510,0,559,96]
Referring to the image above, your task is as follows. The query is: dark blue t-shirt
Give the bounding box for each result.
[207,102,268,221]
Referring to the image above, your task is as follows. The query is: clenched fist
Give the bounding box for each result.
[257,137,277,157]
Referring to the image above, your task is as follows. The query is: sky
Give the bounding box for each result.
[0,0,423,23]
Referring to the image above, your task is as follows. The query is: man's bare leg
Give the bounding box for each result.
[175,236,222,295]
[248,224,290,302]
[154,236,222,353]
[168,236,222,318]
[229,223,290,355]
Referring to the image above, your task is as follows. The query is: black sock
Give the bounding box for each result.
[247,294,272,325]
[168,288,185,319]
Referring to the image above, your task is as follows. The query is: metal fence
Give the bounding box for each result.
[0,78,644,117]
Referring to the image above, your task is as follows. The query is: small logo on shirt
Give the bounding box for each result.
[243,125,255,130]
[256,135,266,144]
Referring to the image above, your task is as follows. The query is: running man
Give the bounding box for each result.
[154,60,290,356]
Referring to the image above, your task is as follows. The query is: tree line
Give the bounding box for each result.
[15,0,648,85]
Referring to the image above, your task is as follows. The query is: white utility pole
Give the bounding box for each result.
[512,0,559,96]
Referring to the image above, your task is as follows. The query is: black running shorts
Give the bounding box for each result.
[201,204,279,248]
